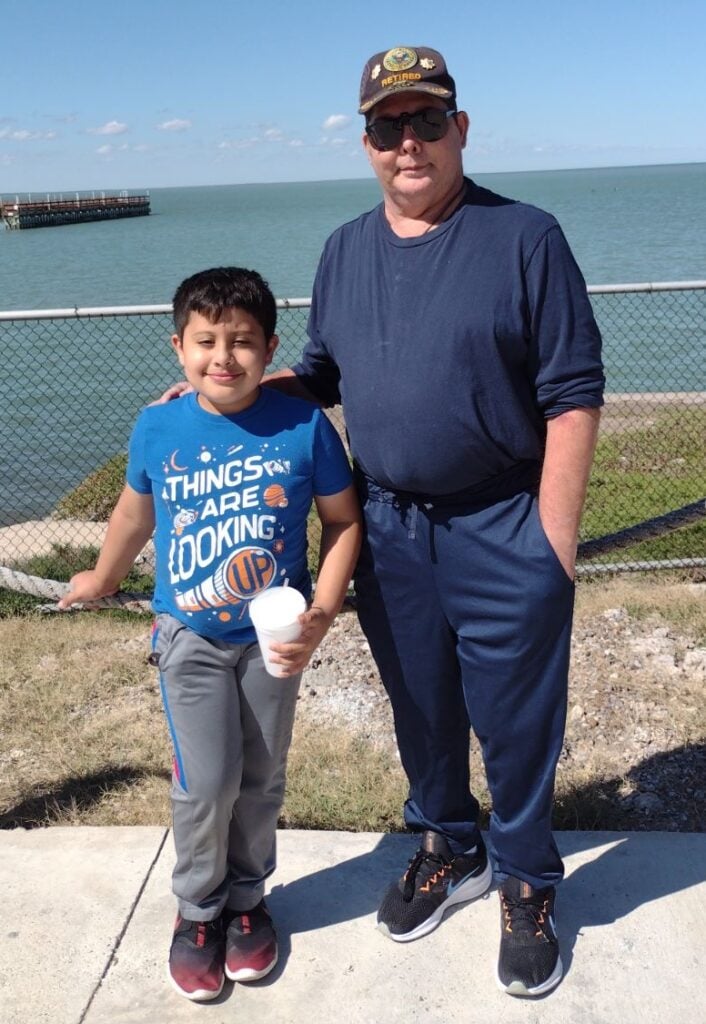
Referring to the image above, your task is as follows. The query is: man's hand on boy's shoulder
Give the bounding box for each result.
[150,380,193,406]
[268,605,332,677]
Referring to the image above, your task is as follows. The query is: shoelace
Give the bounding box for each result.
[402,850,451,901]
[501,893,551,938]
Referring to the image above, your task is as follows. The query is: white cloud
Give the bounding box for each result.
[319,134,352,148]
[95,142,150,156]
[91,120,128,136]
[217,137,259,150]
[289,139,304,147]
[264,128,283,141]
[156,118,192,132]
[0,128,58,141]
[322,114,350,131]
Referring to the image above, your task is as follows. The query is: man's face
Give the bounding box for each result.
[362,92,469,208]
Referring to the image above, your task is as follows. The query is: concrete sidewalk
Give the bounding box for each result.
[1,828,704,1023]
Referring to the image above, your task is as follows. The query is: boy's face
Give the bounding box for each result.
[171,309,278,415]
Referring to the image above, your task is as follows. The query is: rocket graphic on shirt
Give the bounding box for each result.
[159,441,293,625]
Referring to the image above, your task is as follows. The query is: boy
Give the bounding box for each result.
[59,267,361,1001]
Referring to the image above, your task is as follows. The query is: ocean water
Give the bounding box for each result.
[1,164,704,524]
[2,163,705,310]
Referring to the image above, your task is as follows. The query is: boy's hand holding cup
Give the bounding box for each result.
[249,587,333,677]
[249,586,308,677]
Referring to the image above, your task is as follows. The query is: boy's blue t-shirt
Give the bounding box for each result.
[126,388,352,643]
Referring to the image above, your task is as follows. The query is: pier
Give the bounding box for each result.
[0,190,150,230]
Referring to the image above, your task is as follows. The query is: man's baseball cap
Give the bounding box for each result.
[358,46,456,115]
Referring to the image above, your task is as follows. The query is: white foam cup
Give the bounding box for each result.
[249,586,307,677]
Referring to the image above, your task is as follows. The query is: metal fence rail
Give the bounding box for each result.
[1,282,704,578]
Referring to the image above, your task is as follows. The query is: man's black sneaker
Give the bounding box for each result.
[168,914,225,1001]
[377,830,492,942]
[496,876,563,997]
[224,900,278,982]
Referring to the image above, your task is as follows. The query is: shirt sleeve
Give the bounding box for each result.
[525,224,605,417]
[125,410,153,494]
[312,410,353,496]
[291,244,343,408]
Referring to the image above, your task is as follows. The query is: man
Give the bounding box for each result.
[180,45,604,996]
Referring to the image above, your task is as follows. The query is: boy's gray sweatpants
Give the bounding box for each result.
[152,612,301,921]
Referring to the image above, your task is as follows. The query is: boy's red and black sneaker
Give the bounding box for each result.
[377,830,492,942]
[496,876,563,997]
[168,914,225,1001]
[224,900,278,982]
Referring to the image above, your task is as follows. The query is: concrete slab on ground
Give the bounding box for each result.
[1,829,704,1024]
[1,826,168,1024]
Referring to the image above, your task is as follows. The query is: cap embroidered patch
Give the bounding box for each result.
[382,47,418,73]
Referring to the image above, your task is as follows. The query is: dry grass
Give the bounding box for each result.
[575,574,706,639]
[0,613,407,830]
[0,615,171,827]
[1,576,704,831]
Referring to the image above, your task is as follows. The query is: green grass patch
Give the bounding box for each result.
[582,407,706,562]
[54,453,127,521]
[0,543,154,620]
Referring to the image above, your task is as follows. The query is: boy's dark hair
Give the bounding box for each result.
[172,266,277,340]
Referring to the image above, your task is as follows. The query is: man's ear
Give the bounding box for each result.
[362,131,375,163]
[455,111,470,149]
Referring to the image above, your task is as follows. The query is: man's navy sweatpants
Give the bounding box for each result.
[354,480,574,888]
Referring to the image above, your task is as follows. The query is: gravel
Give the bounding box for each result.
[296,591,706,832]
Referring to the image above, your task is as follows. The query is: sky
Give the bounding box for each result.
[1,0,705,193]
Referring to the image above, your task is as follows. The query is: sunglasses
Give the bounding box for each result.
[365,107,457,152]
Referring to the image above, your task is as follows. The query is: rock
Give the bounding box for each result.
[682,650,706,673]
[602,608,627,622]
[633,792,665,815]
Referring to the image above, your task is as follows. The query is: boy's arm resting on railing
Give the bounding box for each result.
[58,485,155,608]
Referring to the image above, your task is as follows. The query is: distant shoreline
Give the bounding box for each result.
[3,160,704,198]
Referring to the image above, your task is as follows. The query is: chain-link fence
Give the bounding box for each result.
[0,283,704,582]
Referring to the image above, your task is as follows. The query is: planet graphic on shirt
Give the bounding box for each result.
[263,483,288,508]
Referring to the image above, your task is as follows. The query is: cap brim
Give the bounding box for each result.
[359,81,454,115]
